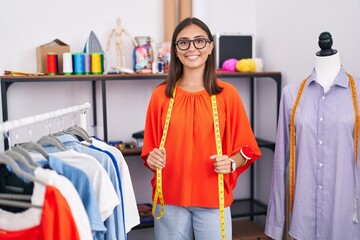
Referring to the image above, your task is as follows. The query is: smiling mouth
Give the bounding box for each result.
[186,55,200,60]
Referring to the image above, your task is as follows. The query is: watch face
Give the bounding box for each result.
[232,162,236,172]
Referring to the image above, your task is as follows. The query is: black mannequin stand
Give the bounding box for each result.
[316,31,338,57]
[315,31,341,92]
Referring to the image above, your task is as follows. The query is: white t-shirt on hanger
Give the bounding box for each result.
[31,150,120,221]
[90,137,140,233]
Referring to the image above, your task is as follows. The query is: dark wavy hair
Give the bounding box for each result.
[164,17,222,98]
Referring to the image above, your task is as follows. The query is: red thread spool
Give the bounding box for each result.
[46,52,58,75]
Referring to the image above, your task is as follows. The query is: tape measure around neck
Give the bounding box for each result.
[211,95,226,240]
[289,74,359,218]
[151,84,226,239]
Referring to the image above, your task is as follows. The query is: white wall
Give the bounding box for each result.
[1,0,359,213]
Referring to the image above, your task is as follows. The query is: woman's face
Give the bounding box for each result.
[175,24,213,71]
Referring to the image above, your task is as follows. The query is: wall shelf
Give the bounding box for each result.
[1,71,281,227]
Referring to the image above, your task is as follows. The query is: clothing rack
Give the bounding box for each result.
[0,102,91,149]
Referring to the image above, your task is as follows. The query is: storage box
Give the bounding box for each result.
[213,34,253,69]
[36,39,70,74]
[232,219,270,240]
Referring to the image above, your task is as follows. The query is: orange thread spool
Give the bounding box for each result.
[46,52,58,75]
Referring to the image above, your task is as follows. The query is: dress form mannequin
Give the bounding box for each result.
[315,32,341,92]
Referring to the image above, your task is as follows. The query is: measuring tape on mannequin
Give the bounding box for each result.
[151,85,226,239]
[289,74,359,224]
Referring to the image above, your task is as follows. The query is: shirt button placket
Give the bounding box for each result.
[317,93,326,229]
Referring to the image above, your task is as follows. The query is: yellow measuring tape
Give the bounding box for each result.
[151,85,225,239]
[289,79,307,213]
[211,95,226,240]
[151,85,177,220]
[348,74,360,170]
[289,74,359,214]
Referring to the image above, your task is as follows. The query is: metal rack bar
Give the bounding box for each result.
[0,102,91,149]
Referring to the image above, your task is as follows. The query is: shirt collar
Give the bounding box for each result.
[56,133,80,144]
[308,67,349,88]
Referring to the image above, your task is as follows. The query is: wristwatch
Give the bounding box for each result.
[229,158,236,173]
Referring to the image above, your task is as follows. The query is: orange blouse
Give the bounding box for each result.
[141,79,261,208]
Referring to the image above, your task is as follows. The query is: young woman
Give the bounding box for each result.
[141,17,261,240]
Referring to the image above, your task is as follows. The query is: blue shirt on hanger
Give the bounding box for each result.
[89,144,127,239]
[35,155,107,238]
[49,134,126,240]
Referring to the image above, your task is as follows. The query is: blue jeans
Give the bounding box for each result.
[154,204,232,240]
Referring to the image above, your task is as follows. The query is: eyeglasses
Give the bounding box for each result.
[174,38,211,51]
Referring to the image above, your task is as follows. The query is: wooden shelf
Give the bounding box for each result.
[1,71,281,144]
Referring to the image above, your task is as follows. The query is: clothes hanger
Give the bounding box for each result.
[4,125,49,160]
[0,181,40,210]
[1,132,37,171]
[64,125,92,143]
[13,145,41,167]
[0,198,41,209]
[19,141,49,160]
[36,121,67,151]
[57,111,92,143]
[5,149,37,172]
[0,153,46,186]
[0,153,42,209]
[36,135,67,151]
[0,193,32,201]
[4,129,40,169]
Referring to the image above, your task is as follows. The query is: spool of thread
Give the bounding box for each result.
[152,61,158,73]
[91,53,102,74]
[100,53,104,73]
[158,61,163,73]
[46,52,58,75]
[83,53,91,74]
[73,53,85,75]
[63,52,73,75]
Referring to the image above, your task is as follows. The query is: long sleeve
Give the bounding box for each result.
[220,81,262,189]
[265,87,290,240]
[141,84,167,169]
[141,81,261,207]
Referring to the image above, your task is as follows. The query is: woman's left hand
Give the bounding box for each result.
[210,155,232,174]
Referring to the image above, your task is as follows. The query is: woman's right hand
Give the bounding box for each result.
[146,148,166,170]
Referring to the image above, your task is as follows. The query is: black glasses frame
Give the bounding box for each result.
[174,38,211,51]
